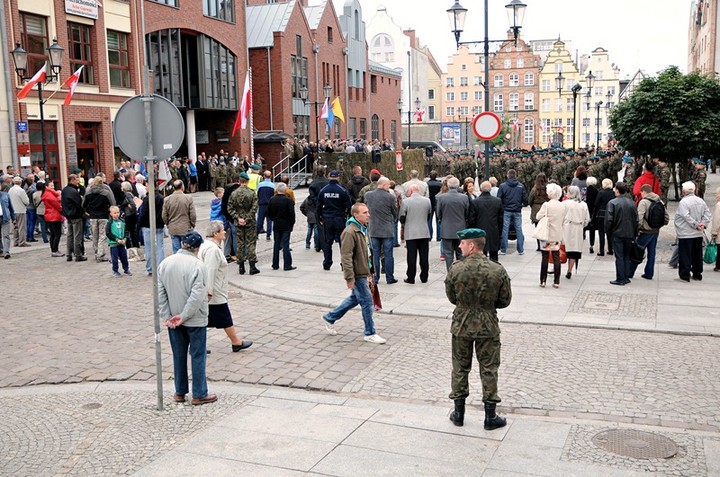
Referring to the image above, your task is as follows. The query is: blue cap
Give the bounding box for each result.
[181,231,203,249]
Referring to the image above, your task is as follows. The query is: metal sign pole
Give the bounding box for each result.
[139,0,163,412]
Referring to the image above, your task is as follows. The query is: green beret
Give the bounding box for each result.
[250,164,261,170]
[692,157,705,164]
[71,168,82,174]
[457,228,486,239]
[239,172,250,180]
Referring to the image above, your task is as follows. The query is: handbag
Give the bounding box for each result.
[371,281,382,311]
[548,243,567,264]
[533,216,549,241]
[704,234,717,264]
[630,240,646,264]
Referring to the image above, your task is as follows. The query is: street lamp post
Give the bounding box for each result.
[397,98,404,149]
[448,0,527,180]
[299,83,332,143]
[605,90,613,145]
[399,97,421,149]
[554,71,582,150]
[11,39,64,170]
[595,101,604,149]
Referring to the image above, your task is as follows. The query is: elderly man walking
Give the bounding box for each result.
[675,181,711,282]
[162,180,197,254]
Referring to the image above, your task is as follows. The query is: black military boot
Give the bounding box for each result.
[238,261,246,275]
[484,402,507,430]
[249,262,260,275]
[449,399,465,427]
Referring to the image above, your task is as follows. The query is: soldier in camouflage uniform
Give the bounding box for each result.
[216,160,227,189]
[209,156,218,191]
[227,172,259,275]
[656,158,671,203]
[445,228,513,430]
[226,160,236,185]
[692,158,707,199]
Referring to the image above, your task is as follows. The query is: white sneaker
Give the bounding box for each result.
[498,251,506,255]
[363,334,387,344]
[322,316,337,335]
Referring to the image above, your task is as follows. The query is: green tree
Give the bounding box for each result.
[609,66,720,198]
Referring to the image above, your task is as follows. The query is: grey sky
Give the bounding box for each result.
[329,0,690,78]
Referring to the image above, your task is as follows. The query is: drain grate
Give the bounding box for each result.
[592,429,678,459]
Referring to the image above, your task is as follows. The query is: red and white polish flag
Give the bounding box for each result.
[62,65,84,106]
[17,64,47,99]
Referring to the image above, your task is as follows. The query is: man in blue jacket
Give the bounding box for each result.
[497,169,528,255]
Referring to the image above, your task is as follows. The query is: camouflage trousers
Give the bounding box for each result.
[235,223,257,263]
[449,334,501,403]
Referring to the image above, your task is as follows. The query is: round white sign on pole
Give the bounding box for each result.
[472,112,502,141]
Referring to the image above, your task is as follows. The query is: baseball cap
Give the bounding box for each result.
[329,170,340,178]
[181,231,204,249]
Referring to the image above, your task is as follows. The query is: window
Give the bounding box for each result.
[524,118,534,144]
[427,105,435,120]
[474,76,482,86]
[555,99,563,112]
[359,118,367,139]
[595,86,603,95]
[327,26,333,43]
[493,74,503,87]
[541,98,550,112]
[370,75,377,93]
[524,93,534,110]
[472,105,482,115]
[201,35,238,109]
[582,118,590,127]
[553,117,562,127]
[446,107,455,117]
[504,59,511,68]
[567,117,574,142]
[446,92,455,101]
[370,34,394,62]
[567,98,575,111]
[474,91,482,101]
[293,115,309,140]
[596,117,603,127]
[371,114,379,140]
[446,77,455,87]
[509,92,519,111]
[107,30,130,88]
[204,0,234,22]
[460,76,468,86]
[509,73,519,86]
[517,58,524,68]
[554,62,563,73]
[19,13,49,76]
[493,94,503,112]
[607,86,616,95]
[348,118,357,138]
[541,79,550,92]
[428,89,435,100]
[458,106,469,115]
[68,23,94,84]
[461,64,467,70]
[390,120,397,145]
[151,0,178,5]
[524,72,534,86]
[460,92,468,101]
[542,118,551,143]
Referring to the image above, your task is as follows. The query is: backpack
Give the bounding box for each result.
[646,199,666,229]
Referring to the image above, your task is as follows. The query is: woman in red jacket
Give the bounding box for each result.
[42,181,64,257]
[633,161,661,204]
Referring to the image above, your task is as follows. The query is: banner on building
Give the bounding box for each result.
[441,124,461,144]
[65,0,99,19]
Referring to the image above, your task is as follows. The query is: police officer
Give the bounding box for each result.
[317,170,352,270]
[445,228,512,429]
[227,172,259,275]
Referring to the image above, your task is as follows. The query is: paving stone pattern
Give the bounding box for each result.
[568,291,657,320]
[0,390,253,476]
[562,424,707,475]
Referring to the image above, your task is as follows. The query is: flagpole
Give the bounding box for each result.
[249,67,254,163]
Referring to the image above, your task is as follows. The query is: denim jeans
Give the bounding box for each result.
[224,222,237,258]
[171,234,183,254]
[305,222,319,250]
[26,209,37,241]
[629,232,658,279]
[167,326,208,398]
[323,277,376,336]
[272,229,292,269]
[256,204,273,238]
[142,227,165,273]
[501,211,524,253]
[110,245,129,273]
[37,214,48,242]
[371,236,395,282]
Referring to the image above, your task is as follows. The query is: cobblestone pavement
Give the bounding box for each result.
[1,242,719,434]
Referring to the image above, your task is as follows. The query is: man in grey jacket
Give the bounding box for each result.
[399,184,431,283]
[365,177,398,284]
[674,181,711,282]
[437,177,468,271]
[158,231,216,405]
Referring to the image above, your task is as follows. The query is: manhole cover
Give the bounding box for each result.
[592,429,678,459]
[585,300,620,311]
[82,403,102,410]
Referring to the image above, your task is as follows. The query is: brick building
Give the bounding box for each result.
[2,0,250,184]
[488,34,542,148]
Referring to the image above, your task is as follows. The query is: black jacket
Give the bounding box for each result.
[138,192,165,229]
[605,196,638,239]
[267,194,296,232]
[346,175,369,202]
[61,185,84,219]
[593,189,615,222]
[468,192,504,253]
